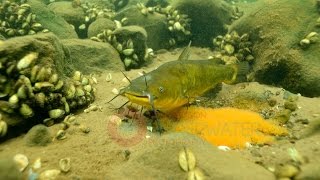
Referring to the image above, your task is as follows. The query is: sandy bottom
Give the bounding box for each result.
[0,47,320,179]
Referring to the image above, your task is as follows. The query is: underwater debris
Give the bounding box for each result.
[163,107,288,149]
[212,31,254,65]
[0,1,48,38]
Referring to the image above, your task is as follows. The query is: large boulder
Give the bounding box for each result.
[48,1,85,27]
[61,39,124,73]
[172,0,233,46]
[107,133,275,179]
[114,7,170,50]
[230,0,320,97]
[28,0,78,39]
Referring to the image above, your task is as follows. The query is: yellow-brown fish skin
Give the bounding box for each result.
[121,59,237,112]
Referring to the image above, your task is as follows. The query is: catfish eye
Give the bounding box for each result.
[158,86,164,93]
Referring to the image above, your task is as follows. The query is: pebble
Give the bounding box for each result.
[275,164,300,178]
[267,97,277,107]
[24,124,52,146]
[218,146,231,151]
[39,169,61,180]
[79,125,90,134]
[284,101,298,111]
[112,88,119,95]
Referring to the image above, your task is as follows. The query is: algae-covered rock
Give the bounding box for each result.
[230,0,320,97]
[61,39,124,73]
[48,1,85,27]
[107,133,275,179]
[24,124,52,146]
[28,0,78,39]
[172,0,233,46]
[87,18,116,38]
[114,7,170,50]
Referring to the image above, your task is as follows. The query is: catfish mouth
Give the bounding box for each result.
[123,92,151,106]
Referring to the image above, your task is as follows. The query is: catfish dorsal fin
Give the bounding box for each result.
[178,41,192,61]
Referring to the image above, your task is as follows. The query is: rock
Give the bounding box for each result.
[107,133,275,179]
[172,0,233,46]
[0,158,22,180]
[28,0,78,39]
[0,33,67,76]
[48,2,85,26]
[113,26,148,64]
[61,39,124,73]
[295,162,320,180]
[230,0,320,97]
[87,18,116,38]
[24,124,52,146]
[114,7,170,50]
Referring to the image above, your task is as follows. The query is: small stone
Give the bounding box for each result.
[267,97,277,107]
[284,101,298,111]
[273,109,291,124]
[32,158,41,170]
[24,125,52,146]
[79,125,90,133]
[275,164,300,178]
[39,169,60,180]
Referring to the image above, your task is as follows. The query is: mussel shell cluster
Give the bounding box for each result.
[153,5,192,46]
[230,6,244,21]
[78,2,115,32]
[299,32,319,49]
[0,1,48,38]
[212,31,254,65]
[0,51,95,136]
[91,24,150,70]
[136,3,191,47]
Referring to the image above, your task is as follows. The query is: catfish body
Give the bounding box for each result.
[121,59,237,112]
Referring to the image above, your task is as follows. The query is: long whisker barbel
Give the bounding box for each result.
[120,70,131,84]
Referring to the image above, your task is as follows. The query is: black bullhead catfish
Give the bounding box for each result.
[117,43,248,113]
